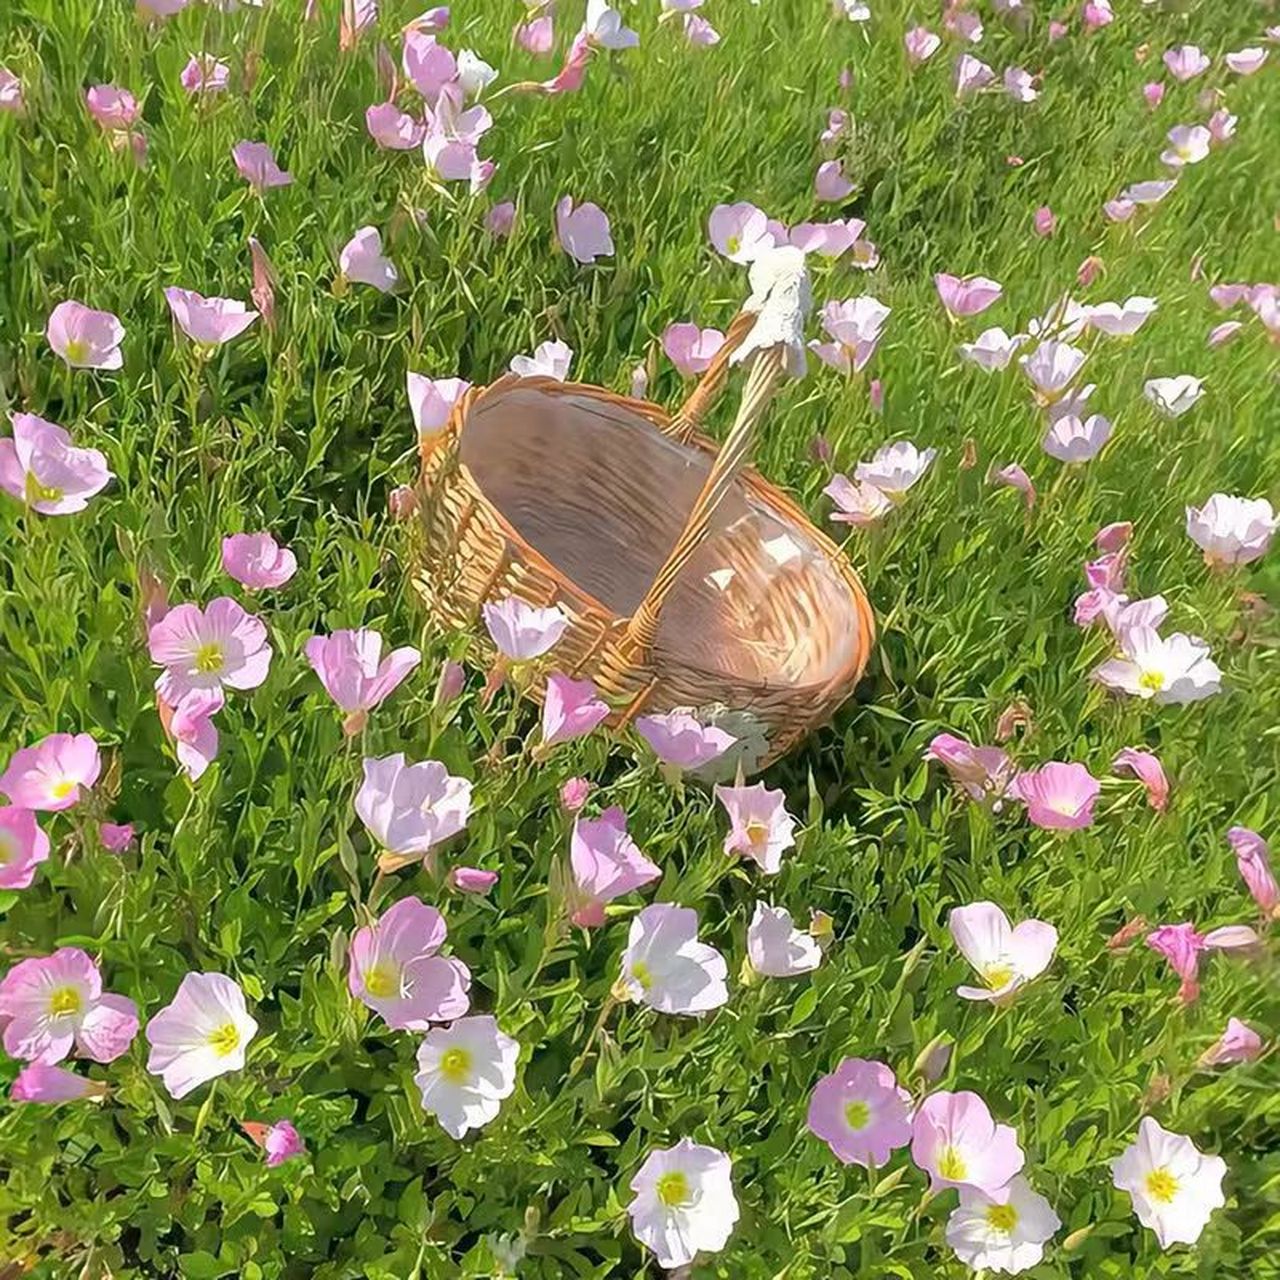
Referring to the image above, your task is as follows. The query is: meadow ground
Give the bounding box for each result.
[0,0,1278,1276]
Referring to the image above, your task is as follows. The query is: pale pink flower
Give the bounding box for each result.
[1042,413,1111,463]
[355,753,472,858]
[935,273,1002,319]
[0,806,51,889]
[541,673,609,747]
[1093,626,1222,704]
[618,903,729,1014]
[180,54,231,94]
[560,777,591,812]
[1228,827,1278,917]
[1,733,100,812]
[925,733,1013,802]
[585,0,639,50]
[958,326,1026,370]
[1163,44,1209,81]
[684,14,719,45]
[1112,1118,1227,1248]
[485,200,516,237]
[1021,340,1086,400]
[808,1057,912,1166]
[305,629,420,714]
[954,54,995,97]
[0,413,113,515]
[1143,81,1165,108]
[790,218,878,264]
[1082,0,1112,31]
[482,596,569,659]
[433,659,465,705]
[414,1015,519,1138]
[1104,198,1136,223]
[148,597,272,702]
[145,972,257,1098]
[509,338,574,380]
[869,378,884,412]
[449,866,498,893]
[421,83,493,179]
[98,821,135,852]
[809,295,890,373]
[232,140,292,192]
[661,323,725,375]
[247,237,276,333]
[814,159,855,201]
[569,806,660,926]
[823,473,894,526]
[992,463,1036,509]
[365,102,426,149]
[1121,179,1177,205]
[911,1090,1025,1195]
[1224,47,1267,75]
[946,1177,1061,1273]
[1161,124,1211,168]
[407,372,470,435]
[168,687,222,781]
[516,13,554,54]
[46,301,124,370]
[715,782,796,875]
[707,202,778,263]
[242,1119,306,1166]
[0,948,138,1065]
[635,711,735,770]
[1087,296,1158,337]
[820,108,849,146]
[855,440,936,499]
[944,7,983,42]
[1096,522,1132,552]
[949,901,1057,1001]
[1047,19,1067,41]
[339,0,377,46]
[0,66,23,114]
[904,26,941,64]
[628,1140,739,1270]
[1033,205,1055,237]
[221,532,297,589]
[404,6,450,32]
[85,85,138,131]
[138,0,191,16]
[1199,1018,1263,1068]
[1147,921,1258,1004]
[1208,109,1237,143]
[164,288,258,346]
[1010,762,1100,830]
[403,32,457,101]
[1185,494,1276,566]
[348,896,470,1029]
[1004,67,1038,103]
[1112,748,1169,812]
[339,226,398,292]
[11,1062,108,1104]
[747,904,822,977]
[1077,255,1101,288]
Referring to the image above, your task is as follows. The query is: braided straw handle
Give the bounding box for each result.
[661,310,759,443]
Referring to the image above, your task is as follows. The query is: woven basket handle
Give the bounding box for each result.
[661,310,759,444]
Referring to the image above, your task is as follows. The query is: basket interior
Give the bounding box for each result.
[460,386,864,690]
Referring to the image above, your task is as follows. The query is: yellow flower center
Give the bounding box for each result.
[1145,1168,1179,1204]
[844,1100,871,1130]
[0,832,14,865]
[1138,669,1165,693]
[362,963,399,999]
[208,1022,241,1056]
[937,1146,968,1181]
[630,960,652,990]
[193,642,224,674]
[655,1171,690,1208]
[726,234,741,255]
[63,338,89,362]
[24,473,64,504]
[439,1046,471,1084]
[48,985,83,1017]
[984,963,1015,990]
[744,819,770,849]
[50,779,77,800]
[985,1202,1019,1232]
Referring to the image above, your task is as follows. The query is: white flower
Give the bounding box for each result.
[1027,296,1092,342]
[1144,375,1204,417]
[747,904,822,977]
[510,339,574,380]
[414,1015,518,1138]
[946,1176,1062,1273]
[1121,179,1177,205]
[1185,494,1277,566]
[456,49,498,99]
[958,327,1027,371]
[339,226,398,293]
[144,973,259,1100]
[1086,296,1158,337]
[1094,626,1222,704]
[627,1139,740,1269]
[1020,340,1087,400]
[1111,1117,1226,1248]
[1161,124,1211,168]
[618,904,729,1015]
[854,441,936,500]
[355,754,473,858]
[1041,413,1112,463]
[948,902,1057,1002]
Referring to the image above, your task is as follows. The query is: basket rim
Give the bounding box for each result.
[422,374,876,696]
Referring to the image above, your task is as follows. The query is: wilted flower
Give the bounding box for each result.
[516,11,554,53]
[98,821,135,852]
[1033,205,1055,237]
[823,474,894,526]
[747,904,822,977]
[145,972,258,1099]
[414,1015,518,1138]
[482,597,569,659]
[221,532,297,590]
[634,711,735,770]
[510,339,574,380]
[707,202,778,263]
[661,323,725,376]
[1094,626,1222,704]
[339,226,398,292]
[1198,1018,1263,1068]
[925,733,1013,802]
[0,806,51,889]
[1147,921,1257,1004]
[232,140,292,192]
[148,597,272,702]
[569,806,660,926]
[992,463,1036,509]
[247,237,276,332]
[1228,827,1278,917]
[540,673,609,747]
[949,901,1058,1002]
[485,200,516,237]
[1112,748,1169,812]
[911,1091,1026,1195]
[807,1057,912,1166]
[242,1119,306,1167]
[0,65,24,113]
[0,733,101,812]
[46,301,124,370]
[560,777,591,813]
[1111,1117,1226,1247]
[1143,81,1165,108]
[1161,124,1211,169]
[684,14,719,44]
[618,903,729,1014]
[163,288,258,346]
[855,441,936,499]
[715,782,796,874]
[555,195,614,264]
[627,1140,739,1270]
[1082,0,1112,30]
[1010,762,1100,830]
[1163,44,1210,81]
[1185,494,1276,566]
[11,1062,108,1104]
[355,753,472,860]
[1096,522,1132,552]
[946,1177,1061,1273]
[935,273,1002,319]
[0,413,113,515]
[305,629,420,715]
[180,54,231,94]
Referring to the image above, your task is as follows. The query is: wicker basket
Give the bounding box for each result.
[411,275,875,768]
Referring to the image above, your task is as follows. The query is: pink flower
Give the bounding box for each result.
[433,659,465,705]
[1185,493,1276,566]
[958,327,1026,371]
[340,0,378,47]
[954,54,995,97]
[339,226,398,292]
[145,972,258,1098]
[1042,412,1112,463]
[1096,522,1132,552]
[221,532,297,589]
[509,339,573,380]
[348,896,470,1029]
[243,1119,307,1166]
[305,629,420,715]
[407,372,470,435]
[1047,20,1067,41]
[855,440,935,498]
[555,196,614,264]
[45,301,124,370]
[814,159,855,201]
[707,202,778,263]
[11,1062,108,1104]
[516,12,554,54]
[0,948,138,1065]
[85,85,138,131]
[1112,748,1169,812]
[0,806,51,889]
[1033,205,1056,238]
[1147,921,1258,1003]
[618,903,728,1014]
[904,26,941,65]
[247,237,276,333]
[570,806,661,926]
[911,1091,1025,1194]
[403,31,457,101]
[1162,124,1211,168]
[945,7,983,41]
[163,288,258,346]
[715,782,796,875]
[1082,0,1112,31]
[1004,67,1038,103]
[1199,1018,1263,1068]
[168,688,223,781]
[181,54,231,94]
[1010,762,1100,830]
[355,753,472,859]
[1163,44,1209,81]
[747,903,822,977]
[810,295,890,373]
[485,200,516,237]
[1228,827,1278,917]
[482,596,568,660]
[560,777,591,812]
[1207,322,1244,351]
[98,821,135,853]
[823,473,893,526]
[541,673,609,747]
[925,733,1013,802]
[992,462,1036,509]
[535,30,592,94]
[820,108,849,146]
[683,13,719,45]
[1225,47,1267,75]
[365,102,426,149]
[949,901,1058,1001]
[405,6,450,33]
[1,733,100,812]
[1143,81,1165,109]
[635,710,735,770]
[421,82,493,180]
[661,323,725,376]
[789,218,876,262]
[448,866,498,893]
[148,597,272,702]
[232,140,293,192]
[1021,340,1087,401]
[0,65,24,114]
[0,412,113,515]
[808,1059,913,1166]
[935,273,1002,320]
